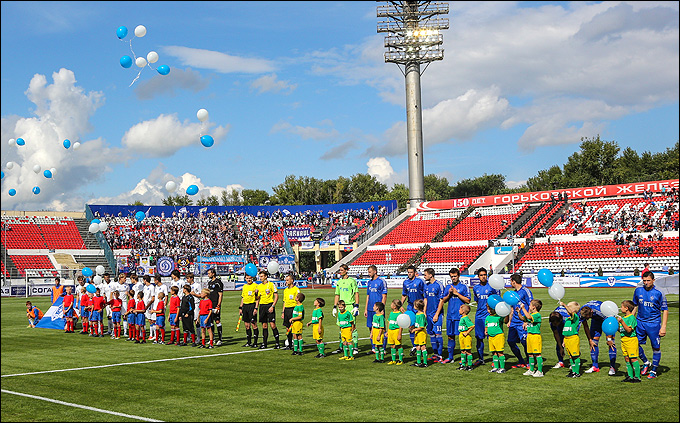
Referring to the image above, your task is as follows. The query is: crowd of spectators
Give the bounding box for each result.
[559,189,679,236]
[100,206,390,265]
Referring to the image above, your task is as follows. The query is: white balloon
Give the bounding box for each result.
[495,301,512,317]
[88,222,100,233]
[135,57,147,68]
[548,283,565,301]
[95,265,106,275]
[73,142,81,150]
[396,313,411,329]
[146,51,159,64]
[600,300,619,318]
[6,162,14,170]
[93,275,103,285]
[134,25,146,37]
[8,138,15,146]
[33,164,41,174]
[488,274,505,290]
[196,108,209,122]
[98,221,108,232]
[49,167,57,177]
[165,181,177,192]
[267,261,280,275]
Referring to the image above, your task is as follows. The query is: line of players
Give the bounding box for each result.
[55,262,668,379]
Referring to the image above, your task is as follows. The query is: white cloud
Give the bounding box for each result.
[506,180,528,189]
[366,156,406,187]
[162,45,276,74]
[135,67,210,100]
[1,68,127,211]
[270,121,339,141]
[250,73,297,94]
[121,113,230,157]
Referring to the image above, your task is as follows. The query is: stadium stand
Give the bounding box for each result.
[10,255,57,277]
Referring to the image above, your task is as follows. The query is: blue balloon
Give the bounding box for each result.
[91,219,101,224]
[134,211,146,222]
[16,138,25,146]
[9,188,16,196]
[63,139,71,149]
[186,184,199,196]
[406,310,417,326]
[245,263,258,277]
[487,294,503,310]
[157,65,170,75]
[602,316,619,336]
[120,55,133,68]
[1,171,4,179]
[116,25,128,39]
[82,267,93,277]
[86,283,96,293]
[503,290,520,307]
[537,268,554,287]
[200,135,214,148]
[43,169,52,179]
[32,186,40,195]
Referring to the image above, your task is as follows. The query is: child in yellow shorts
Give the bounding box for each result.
[559,300,582,378]
[410,299,428,368]
[457,304,475,371]
[307,297,325,358]
[387,299,404,365]
[485,304,509,374]
[336,300,356,360]
[520,299,544,377]
[617,300,641,383]
[289,293,305,355]
[371,302,386,363]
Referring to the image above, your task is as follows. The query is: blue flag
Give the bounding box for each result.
[35,297,67,330]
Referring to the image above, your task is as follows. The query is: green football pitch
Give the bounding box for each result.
[2,287,678,422]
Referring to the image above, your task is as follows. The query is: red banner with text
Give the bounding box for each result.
[417,179,679,211]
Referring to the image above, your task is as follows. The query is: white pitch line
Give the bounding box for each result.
[1,389,163,422]
[1,337,373,378]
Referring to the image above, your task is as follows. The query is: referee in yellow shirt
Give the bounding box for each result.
[256,270,280,349]
[281,273,301,350]
[240,274,259,347]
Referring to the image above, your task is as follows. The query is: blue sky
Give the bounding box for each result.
[1,1,678,211]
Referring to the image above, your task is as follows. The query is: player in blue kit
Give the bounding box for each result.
[422,268,445,362]
[435,267,470,364]
[548,304,571,368]
[633,271,669,379]
[364,265,388,354]
[401,265,425,355]
[471,267,499,366]
[579,300,617,375]
[507,274,533,369]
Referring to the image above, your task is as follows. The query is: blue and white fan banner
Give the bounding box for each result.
[156,256,176,277]
[35,297,67,330]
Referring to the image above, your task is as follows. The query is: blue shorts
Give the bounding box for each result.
[590,318,603,339]
[112,311,121,323]
[508,326,527,344]
[127,313,136,325]
[366,311,375,329]
[199,314,211,328]
[64,308,74,318]
[475,317,487,339]
[90,310,101,322]
[637,320,661,349]
[80,306,88,318]
[156,315,165,328]
[135,313,145,326]
[447,319,460,337]
[426,315,442,336]
[169,313,178,326]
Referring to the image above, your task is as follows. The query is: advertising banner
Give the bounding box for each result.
[284,227,311,241]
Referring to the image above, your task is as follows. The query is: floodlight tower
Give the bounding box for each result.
[377,1,449,209]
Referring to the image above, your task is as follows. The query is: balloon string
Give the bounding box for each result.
[128,39,137,60]
[129,69,143,87]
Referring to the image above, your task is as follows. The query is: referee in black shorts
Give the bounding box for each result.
[240,274,259,347]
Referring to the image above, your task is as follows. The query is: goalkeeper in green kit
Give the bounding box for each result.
[333,264,360,355]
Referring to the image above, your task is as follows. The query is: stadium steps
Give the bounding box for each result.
[396,244,431,274]
[73,218,104,249]
[517,201,561,238]
[498,204,541,239]
[531,201,571,238]
[73,254,114,275]
[52,253,82,272]
[1,244,20,278]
